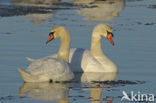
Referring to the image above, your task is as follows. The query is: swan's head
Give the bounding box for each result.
[93,24,114,45]
[46,26,67,44]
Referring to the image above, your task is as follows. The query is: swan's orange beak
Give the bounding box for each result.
[107,33,114,46]
[107,101,112,103]
[46,34,54,44]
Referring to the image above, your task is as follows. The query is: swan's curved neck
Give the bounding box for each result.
[58,30,70,63]
[90,31,104,56]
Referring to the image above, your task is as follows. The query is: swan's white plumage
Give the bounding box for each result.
[68,48,103,72]
[18,26,74,82]
[69,48,117,72]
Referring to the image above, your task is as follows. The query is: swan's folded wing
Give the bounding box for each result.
[26,58,67,76]
[25,58,74,81]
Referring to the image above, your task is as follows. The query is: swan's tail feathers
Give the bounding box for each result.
[18,68,35,82]
[26,57,35,62]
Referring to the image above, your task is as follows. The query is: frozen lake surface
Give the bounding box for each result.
[0,0,156,103]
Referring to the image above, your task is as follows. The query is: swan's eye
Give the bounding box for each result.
[49,32,55,36]
[107,31,114,37]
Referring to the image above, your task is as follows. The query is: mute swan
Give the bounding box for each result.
[18,26,74,82]
[70,24,117,72]
[27,24,118,73]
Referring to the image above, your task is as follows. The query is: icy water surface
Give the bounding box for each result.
[0,0,156,103]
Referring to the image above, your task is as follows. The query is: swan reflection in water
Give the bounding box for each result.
[19,72,117,103]
[80,72,117,103]
[11,0,61,24]
[74,0,125,21]
[19,82,70,103]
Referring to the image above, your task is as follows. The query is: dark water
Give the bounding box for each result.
[0,0,156,103]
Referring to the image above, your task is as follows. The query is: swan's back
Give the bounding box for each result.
[25,58,74,81]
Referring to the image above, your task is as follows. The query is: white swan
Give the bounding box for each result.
[70,24,118,72]
[18,26,74,82]
[27,24,118,73]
